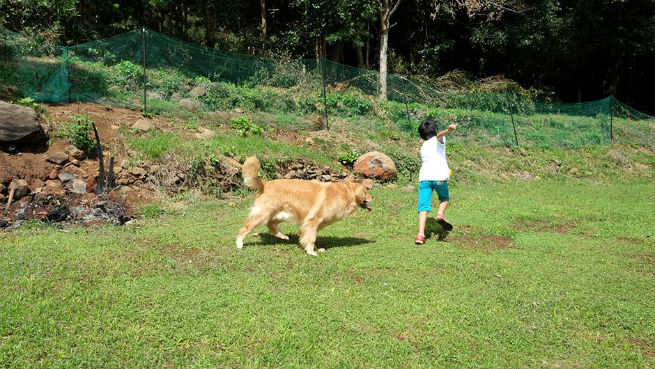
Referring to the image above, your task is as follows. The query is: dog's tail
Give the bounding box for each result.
[242,156,264,193]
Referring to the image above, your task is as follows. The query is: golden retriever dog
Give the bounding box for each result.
[236,156,373,256]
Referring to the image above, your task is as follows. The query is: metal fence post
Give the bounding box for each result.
[510,95,519,146]
[609,95,614,144]
[142,27,148,115]
[65,46,71,103]
[401,76,412,129]
[320,58,329,131]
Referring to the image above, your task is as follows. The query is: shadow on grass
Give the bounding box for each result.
[251,233,375,250]
[425,218,447,240]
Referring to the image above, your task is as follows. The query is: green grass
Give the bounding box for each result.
[1,180,653,368]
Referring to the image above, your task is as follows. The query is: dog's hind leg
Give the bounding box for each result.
[299,220,320,256]
[267,220,289,240]
[236,206,273,249]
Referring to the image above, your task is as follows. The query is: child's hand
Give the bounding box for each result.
[448,123,457,132]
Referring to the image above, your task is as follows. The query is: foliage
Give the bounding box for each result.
[230,116,263,137]
[338,150,360,166]
[13,96,45,114]
[129,132,180,159]
[66,114,98,157]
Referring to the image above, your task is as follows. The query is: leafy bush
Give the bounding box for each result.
[230,116,263,136]
[67,114,99,157]
[326,92,373,117]
[385,146,421,181]
[338,150,359,166]
[14,96,45,114]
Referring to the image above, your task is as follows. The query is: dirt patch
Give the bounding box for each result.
[630,338,655,358]
[515,219,574,234]
[455,234,516,251]
[1,191,131,229]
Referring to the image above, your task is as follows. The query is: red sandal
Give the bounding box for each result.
[435,213,453,231]
[414,234,426,245]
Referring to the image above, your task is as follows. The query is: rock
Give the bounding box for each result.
[65,145,85,160]
[568,167,579,175]
[353,151,397,183]
[284,171,297,179]
[0,101,48,144]
[607,149,629,165]
[30,178,45,190]
[195,127,215,140]
[132,118,154,132]
[85,178,97,193]
[321,174,332,182]
[48,169,59,180]
[46,151,69,165]
[148,165,160,175]
[120,158,130,168]
[170,92,183,101]
[177,173,186,180]
[221,158,241,175]
[66,179,87,194]
[189,84,208,97]
[178,98,203,110]
[44,180,64,195]
[233,107,243,114]
[9,179,29,199]
[58,171,75,182]
[147,91,163,100]
[130,167,147,177]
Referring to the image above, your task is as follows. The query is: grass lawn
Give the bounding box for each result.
[1,180,654,368]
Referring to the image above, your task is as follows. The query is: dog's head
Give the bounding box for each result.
[350,179,373,211]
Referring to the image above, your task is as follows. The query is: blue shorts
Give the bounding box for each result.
[417,180,450,213]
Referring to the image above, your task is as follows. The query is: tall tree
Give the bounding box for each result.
[377,0,402,99]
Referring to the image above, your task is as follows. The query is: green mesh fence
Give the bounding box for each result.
[2,27,653,148]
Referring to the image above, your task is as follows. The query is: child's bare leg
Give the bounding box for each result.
[418,211,428,236]
[437,200,449,215]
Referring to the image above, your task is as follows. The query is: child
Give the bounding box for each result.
[414,119,457,245]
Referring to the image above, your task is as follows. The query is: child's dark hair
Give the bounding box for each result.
[418,119,438,140]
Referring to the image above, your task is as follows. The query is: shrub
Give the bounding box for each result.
[230,116,263,137]
[67,114,99,157]
[338,150,359,166]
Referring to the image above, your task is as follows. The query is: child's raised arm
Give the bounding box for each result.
[436,123,457,141]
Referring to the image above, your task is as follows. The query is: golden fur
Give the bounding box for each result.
[236,156,373,256]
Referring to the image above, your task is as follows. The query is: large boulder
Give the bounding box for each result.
[132,118,154,132]
[353,151,397,183]
[178,98,203,110]
[0,101,48,144]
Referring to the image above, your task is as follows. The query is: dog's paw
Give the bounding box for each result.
[236,239,244,249]
[306,249,318,256]
[275,233,290,240]
[318,248,326,253]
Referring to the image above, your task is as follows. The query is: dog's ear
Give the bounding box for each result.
[360,178,374,190]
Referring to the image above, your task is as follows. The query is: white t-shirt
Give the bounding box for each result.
[418,136,449,182]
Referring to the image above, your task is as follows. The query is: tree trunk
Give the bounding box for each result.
[366,23,371,68]
[261,0,267,48]
[203,1,216,48]
[379,24,389,98]
[378,0,401,99]
[355,43,364,68]
[330,42,344,63]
